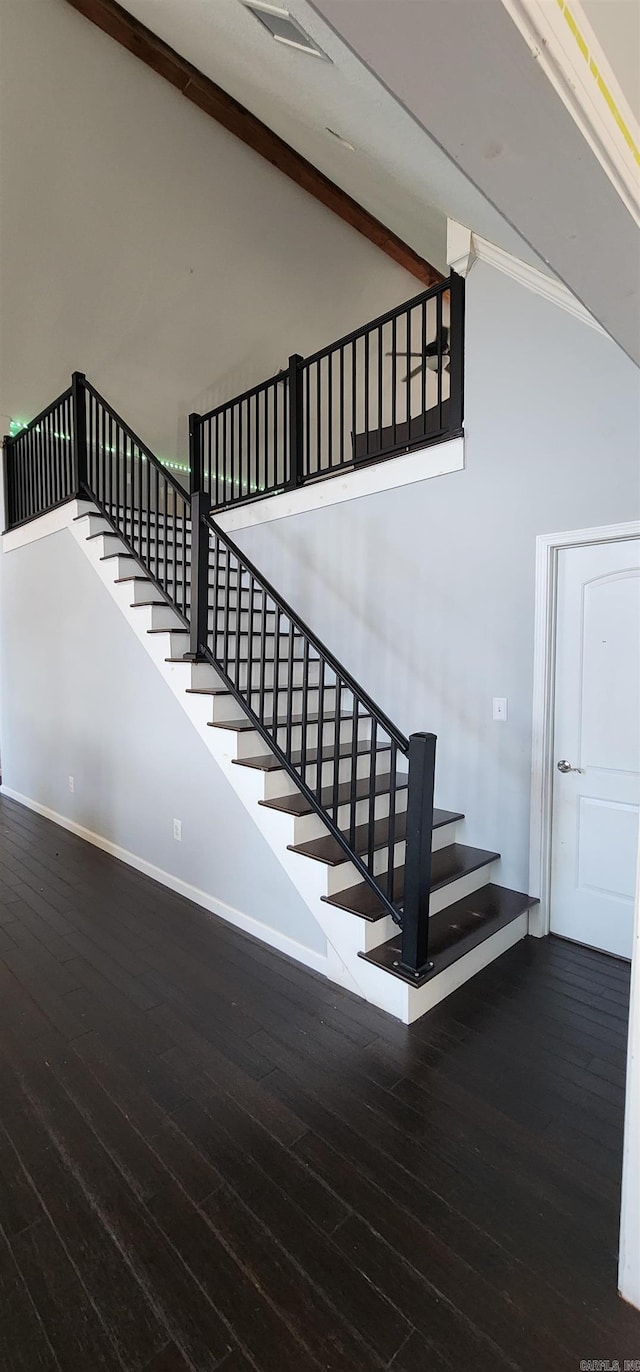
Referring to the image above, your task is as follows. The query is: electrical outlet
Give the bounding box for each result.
[173,818,182,842]
[68,775,74,792]
[492,698,508,722]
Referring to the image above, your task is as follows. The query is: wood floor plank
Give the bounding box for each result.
[0,1223,62,1372]
[0,793,638,1371]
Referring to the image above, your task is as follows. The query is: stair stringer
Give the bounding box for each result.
[61,501,418,1019]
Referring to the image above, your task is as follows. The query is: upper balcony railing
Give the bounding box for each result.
[196,273,464,510]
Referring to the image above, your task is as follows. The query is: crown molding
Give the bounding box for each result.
[502,0,639,227]
[447,221,609,340]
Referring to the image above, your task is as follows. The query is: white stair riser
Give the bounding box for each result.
[325,843,405,896]
[206,688,340,724]
[108,556,141,578]
[225,659,324,691]
[323,817,460,895]
[143,604,186,631]
[262,748,403,796]
[325,854,494,918]
[229,713,373,760]
[213,633,307,660]
[292,789,410,844]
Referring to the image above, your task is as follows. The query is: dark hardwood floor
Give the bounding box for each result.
[0,793,638,1371]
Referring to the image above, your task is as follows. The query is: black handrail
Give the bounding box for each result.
[303,277,448,365]
[84,382,187,501]
[207,512,409,753]
[82,380,192,621]
[3,355,439,975]
[201,510,410,927]
[200,273,463,508]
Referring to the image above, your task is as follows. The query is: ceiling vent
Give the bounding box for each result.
[242,2,331,60]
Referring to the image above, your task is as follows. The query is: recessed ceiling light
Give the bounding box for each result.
[242,2,331,60]
[326,127,356,152]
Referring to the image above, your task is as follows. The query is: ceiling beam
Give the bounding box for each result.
[64,0,442,288]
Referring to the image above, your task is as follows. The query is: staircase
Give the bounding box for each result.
[2,289,537,1023]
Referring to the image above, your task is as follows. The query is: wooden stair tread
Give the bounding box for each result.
[321,843,500,921]
[287,807,463,866]
[359,885,538,984]
[233,738,392,772]
[209,709,369,734]
[259,772,410,816]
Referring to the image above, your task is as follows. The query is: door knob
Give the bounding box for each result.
[557,759,584,774]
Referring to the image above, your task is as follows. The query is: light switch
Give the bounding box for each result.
[493,698,508,722]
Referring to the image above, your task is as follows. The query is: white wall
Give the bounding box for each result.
[0,528,326,957]
[233,262,640,893]
[0,0,417,464]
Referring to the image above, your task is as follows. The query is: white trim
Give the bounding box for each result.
[2,499,92,552]
[0,783,329,977]
[528,519,640,937]
[501,0,640,227]
[216,437,464,533]
[446,221,608,339]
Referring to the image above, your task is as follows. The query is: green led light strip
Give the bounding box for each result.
[8,418,191,475]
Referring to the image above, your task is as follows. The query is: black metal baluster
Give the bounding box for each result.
[351,340,356,465]
[52,408,59,506]
[331,677,342,825]
[304,366,310,481]
[421,299,428,437]
[378,325,383,454]
[387,741,397,904]
[287,355,303,490]
[285,617,295,762]
[248,565,255,714]
[272,382,277,492]
[437,289,443,434]
[234,553,243,690]
[273,606,282,739]
[314,659,325,801]
[44,411,51,511]
[405,308,411,443]
[300,637,310,789]
[223,543,231,676]
[391,316,397,448]
[367,720,378,878]
[327,352,333,471]
[364,333,370,462]
[339,345,345,468]
[259,583,268,722]
[254,391,259,496]
[349,697,359,849]
[145,434,151,568]
[230,402,236,502]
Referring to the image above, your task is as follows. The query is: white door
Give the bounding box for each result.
[550,538,640,959]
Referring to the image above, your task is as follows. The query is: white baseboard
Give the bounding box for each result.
[0,784,328,977]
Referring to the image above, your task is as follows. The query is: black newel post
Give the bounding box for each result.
[400,732,437,976]
[447,272,465,435]
[72,371,89,497]
[2,434,13,532]
[185,411,211,661]
[287,353,304,490]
